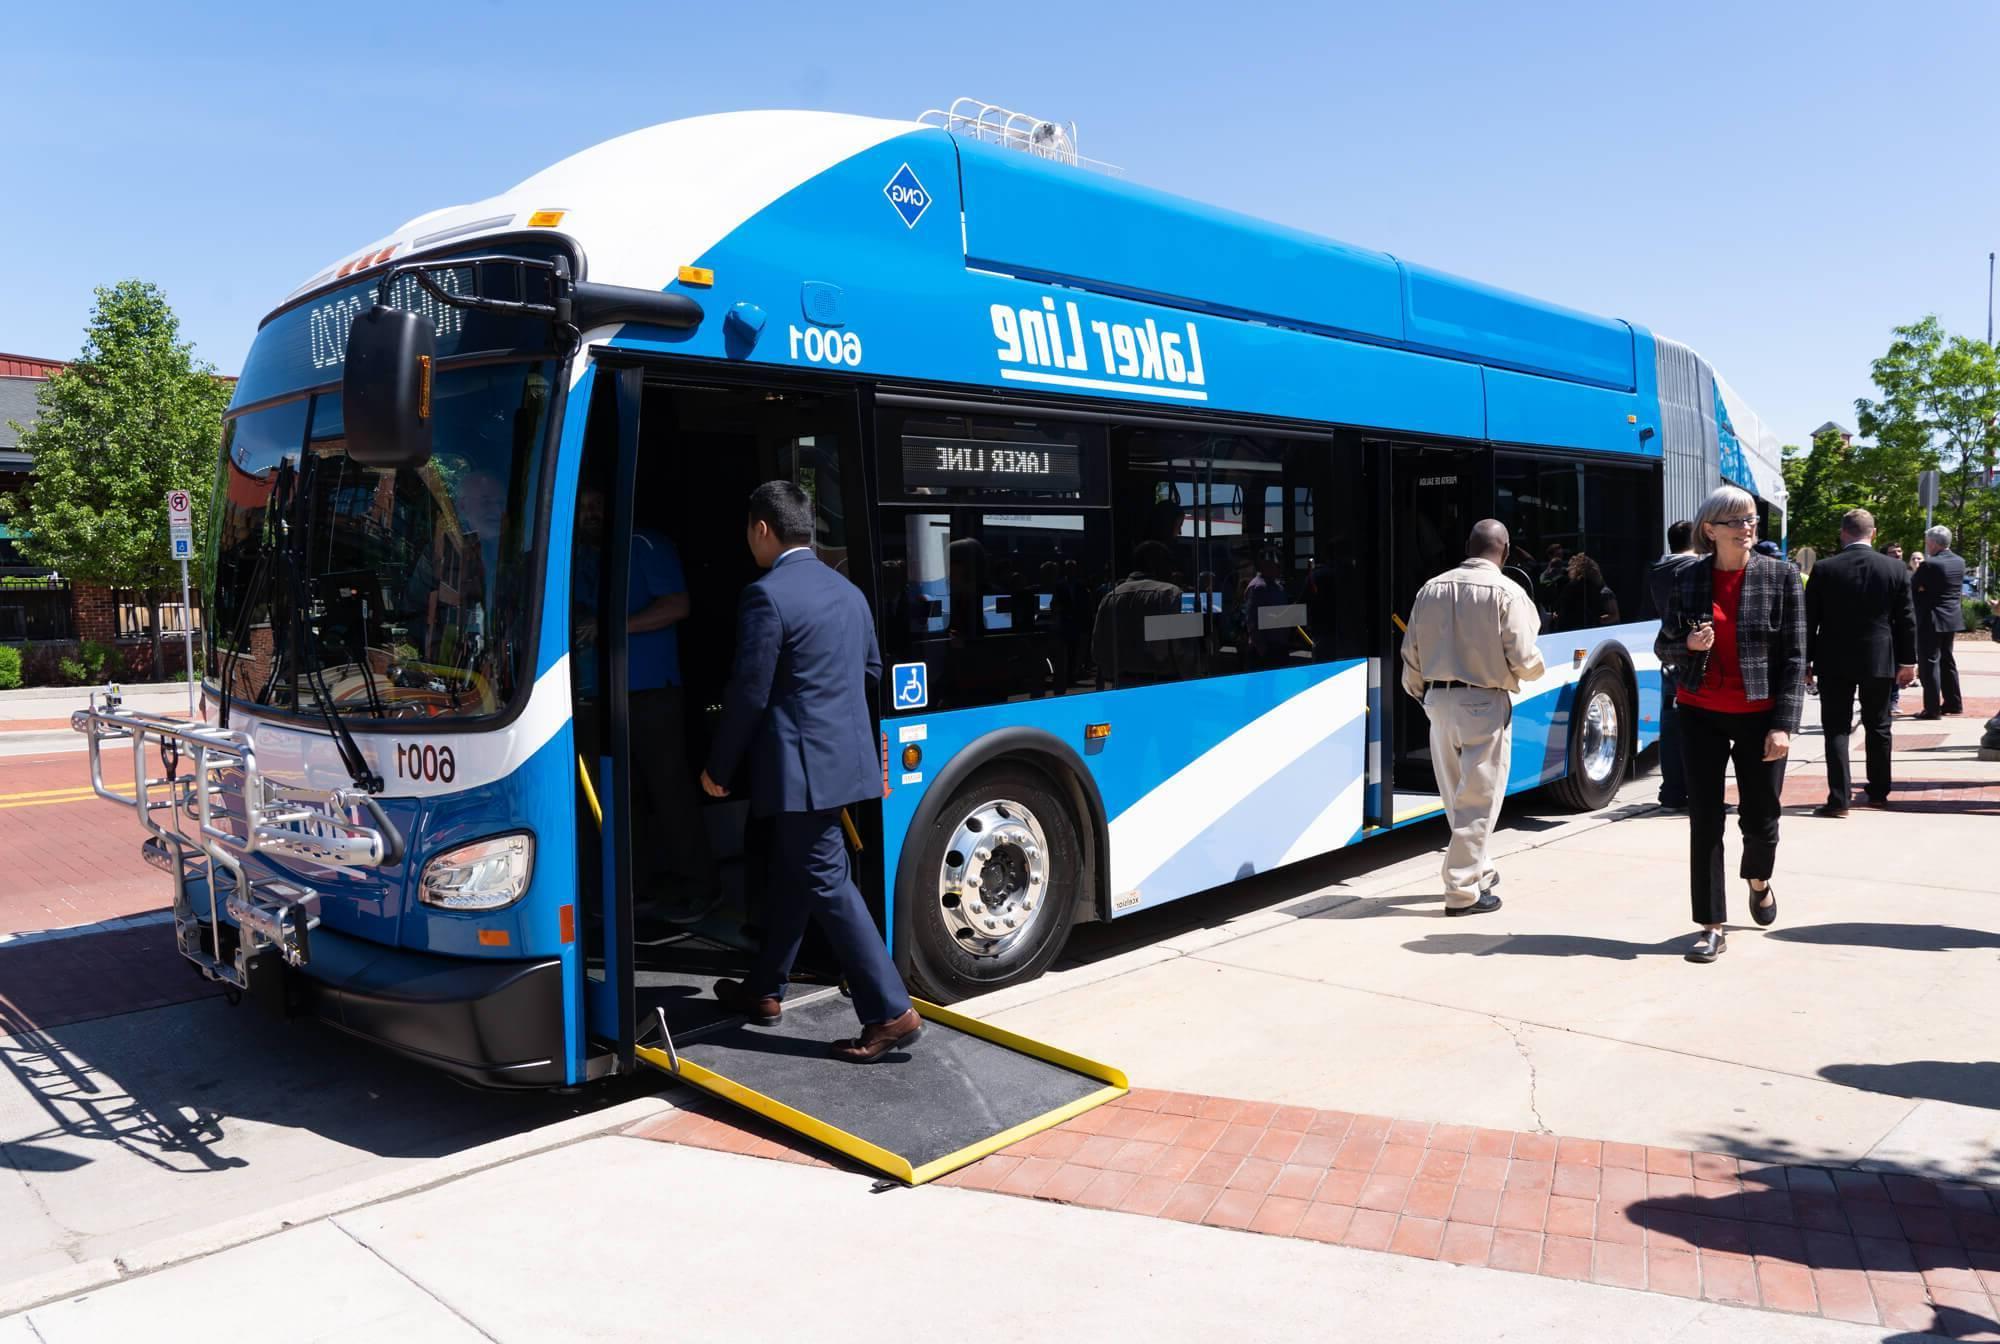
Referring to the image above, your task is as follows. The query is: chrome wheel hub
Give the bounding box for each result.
[937,798,1050,958]
[1580,690,1621,784]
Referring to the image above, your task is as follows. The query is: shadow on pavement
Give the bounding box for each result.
[1817,1060,2000,1113]
[1398,931,1689,960]
[1624,1185,2000,1339]
[1764,923,2000,953]
[0,995,661,1182]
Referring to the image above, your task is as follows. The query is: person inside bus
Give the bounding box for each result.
[1092,540,1194,687]
[702,481,921,1063]
[573,486,715,929]
[1553,552,1620,631]
[1241,549,1293,668]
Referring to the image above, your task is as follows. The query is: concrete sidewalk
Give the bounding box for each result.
[0,1138,1922,1343]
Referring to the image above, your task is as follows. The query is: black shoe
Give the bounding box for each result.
[1446,891,1502,917]
[1481,872,1501,894]
[1812,802,1849,818]
[1658,796,1688,811]
[1864,794,1892,810]
[1750,883,1777,927]
[1685,929,1726,963]
[1914,711,1943,721]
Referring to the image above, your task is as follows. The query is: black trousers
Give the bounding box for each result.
[1819,675,1894,804]
[1916,627,1962,715]
[747,810,912,1028]
[629,686,713,895]
[1656,688,1687,807]
[1679,705,1785,926]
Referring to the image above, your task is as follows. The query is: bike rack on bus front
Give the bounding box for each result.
[74,688,402,994]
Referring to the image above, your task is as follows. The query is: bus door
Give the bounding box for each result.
[574,361,879,1058]
[1384,441,1492,808]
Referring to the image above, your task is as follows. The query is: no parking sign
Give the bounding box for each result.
[167,489,193,559]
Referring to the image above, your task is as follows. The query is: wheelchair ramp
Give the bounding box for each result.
[634,991,1126,1185]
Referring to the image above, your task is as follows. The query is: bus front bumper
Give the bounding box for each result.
[291,927,568,1090]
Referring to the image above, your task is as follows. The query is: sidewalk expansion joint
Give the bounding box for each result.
[334,1219,501,1342]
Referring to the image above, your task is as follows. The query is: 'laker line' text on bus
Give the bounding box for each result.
[991,299,1207,388]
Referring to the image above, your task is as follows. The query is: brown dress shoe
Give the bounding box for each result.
[831,1008,923,1063]
[714,979,782,1025]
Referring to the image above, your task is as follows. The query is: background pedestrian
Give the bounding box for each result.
[1804,509,1917,815]
[1647,521,1699,809]
[1911,525,1966,718]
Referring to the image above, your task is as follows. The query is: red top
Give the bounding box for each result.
[1677,565,1773,714]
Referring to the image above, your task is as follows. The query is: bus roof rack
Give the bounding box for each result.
[918,99,1120,175]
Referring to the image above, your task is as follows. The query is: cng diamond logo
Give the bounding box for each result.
[883,163,931,229]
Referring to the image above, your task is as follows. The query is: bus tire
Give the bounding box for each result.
[905,764,1082,1004]
[1545,664,1631,812]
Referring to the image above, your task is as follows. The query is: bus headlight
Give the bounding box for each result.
[420,834,534,911]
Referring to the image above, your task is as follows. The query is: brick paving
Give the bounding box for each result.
[640,1089,2000,1335]
[0,921,218,1036]
[1727,773,2000,815]
[0,749,167,935]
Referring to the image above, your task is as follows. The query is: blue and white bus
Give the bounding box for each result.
[90,103,1785,1089]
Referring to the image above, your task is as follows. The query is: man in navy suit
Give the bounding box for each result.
[700,482,920,1062]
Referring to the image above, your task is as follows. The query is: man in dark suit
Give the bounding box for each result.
[700,482,921,1063]
[1804,509,1918,815]
[1646,520,1699,809]
[1911,525,1967,718]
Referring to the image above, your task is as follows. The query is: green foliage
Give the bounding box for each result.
[1781,427,1871,554]
[57,639,119,686]
[0,645,22,690]
[1966,597,1993,631]
[1853,316,2000,560]
[0,281,232,589]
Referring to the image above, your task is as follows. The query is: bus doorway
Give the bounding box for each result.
[1385,441,1493,816]
[571,367,877,1055]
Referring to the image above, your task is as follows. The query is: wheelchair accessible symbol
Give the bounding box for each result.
[892,662,928,710]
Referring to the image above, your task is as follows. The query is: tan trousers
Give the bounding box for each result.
[1423,686,1513,907]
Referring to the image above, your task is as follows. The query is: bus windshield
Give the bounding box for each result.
[209,247,567,722]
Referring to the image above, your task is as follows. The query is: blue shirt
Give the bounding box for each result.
[575,531,686,691]
[628,532,686,690]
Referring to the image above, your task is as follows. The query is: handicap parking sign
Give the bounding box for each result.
[892,662,928,710]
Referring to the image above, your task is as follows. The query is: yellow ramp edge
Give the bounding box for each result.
[635,998,1127,1187]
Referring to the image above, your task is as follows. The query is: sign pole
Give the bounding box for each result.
[179,557,196,718]
[165,489,198,719]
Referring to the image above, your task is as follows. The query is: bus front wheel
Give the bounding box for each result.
[1545,664,1631,812]
[905,764,1081,1004]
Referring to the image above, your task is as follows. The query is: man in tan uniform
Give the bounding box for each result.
[1400,520,1547,915]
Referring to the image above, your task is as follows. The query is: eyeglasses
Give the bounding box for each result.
[1713,516,1758,529]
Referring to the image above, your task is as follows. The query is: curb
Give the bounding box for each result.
[0,681,192,704]
[0,1090,683,1320]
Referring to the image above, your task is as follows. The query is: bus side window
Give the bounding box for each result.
[876,409,1109,713]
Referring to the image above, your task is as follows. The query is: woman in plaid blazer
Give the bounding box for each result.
[1653,485,1807,964]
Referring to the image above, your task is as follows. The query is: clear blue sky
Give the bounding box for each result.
[9,0,1997,447]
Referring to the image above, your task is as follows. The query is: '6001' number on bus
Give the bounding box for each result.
[789,326,862,366]
[396,743,456,784]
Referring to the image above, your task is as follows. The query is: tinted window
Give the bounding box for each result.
[1497,455,1657,632]
[877,410,1109,712]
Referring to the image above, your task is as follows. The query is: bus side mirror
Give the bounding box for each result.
[343,306,436,469]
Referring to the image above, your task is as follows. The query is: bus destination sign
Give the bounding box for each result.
[901,436,1083,494]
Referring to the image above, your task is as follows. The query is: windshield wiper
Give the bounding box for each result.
[285,453,384,794]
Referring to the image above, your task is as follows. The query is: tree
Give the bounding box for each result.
[1854,315,2000,559]
[0,281,232,675]
[1780,427,1871,554]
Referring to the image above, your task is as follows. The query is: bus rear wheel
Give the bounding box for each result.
[1545,665,1631,812]
[906,764,1081,1004]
